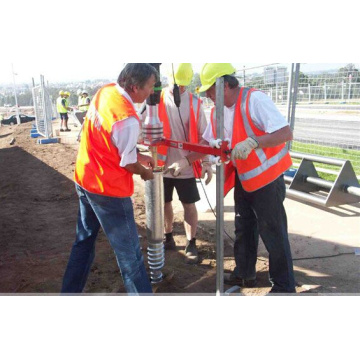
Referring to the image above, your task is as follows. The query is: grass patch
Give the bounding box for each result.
[290,141,360,181]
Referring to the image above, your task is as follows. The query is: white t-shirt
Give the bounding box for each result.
[142,88,208,179]
[202,90,288,143]
[111,85,140,167]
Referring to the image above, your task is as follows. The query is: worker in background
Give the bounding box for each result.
[56,90,72,132]
[200,63,296,293]
[79,90,91,112]
[75,90,91,125]
[61,63,158,295]
[149,63,213,264]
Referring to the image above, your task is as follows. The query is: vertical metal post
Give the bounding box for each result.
[324,82,327,101]
[341,81,344,100]
[40,75,49,138]
[215,77,225,296]
[287,63,300,151]
[286,64,294,150]
[308,83,311,103]
[289,64,300,133]
[286,63,294,124]
[11,63,20,125]
[348,76,352,100]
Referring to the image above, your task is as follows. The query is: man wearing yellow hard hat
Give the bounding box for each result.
[144,63,212,264]
[200,63,296,293]
[56,90,72,132]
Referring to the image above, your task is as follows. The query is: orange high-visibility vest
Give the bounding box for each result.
[74,83,140,197]
[157,90,202,178]
[210,87,292,195]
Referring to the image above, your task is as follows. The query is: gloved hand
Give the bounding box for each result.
[201,162,213,185]
[231,137,259,161]
[164,157,190,177]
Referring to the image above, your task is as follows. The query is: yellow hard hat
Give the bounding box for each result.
[174,63,193,86]
[59,90,65,95]
[198,63,236,92]
[65,91,70,97]
[168,63,193,86]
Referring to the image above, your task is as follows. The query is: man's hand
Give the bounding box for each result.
[140,167,154,181]
[201,162,213,185]
[231,137,259,161]
[163,157,190,177]
[138,153,155,169]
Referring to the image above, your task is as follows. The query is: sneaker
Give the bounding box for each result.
[163,235,176,250]
[185,239,198,264]
[224,272,257,287]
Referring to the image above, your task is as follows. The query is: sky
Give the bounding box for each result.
[1,1,357,85]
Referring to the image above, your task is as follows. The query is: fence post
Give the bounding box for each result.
[286,63,294,124]
[308,83,311,102]
[341,81,344,100]
[324,82,327,101]
[288,64,300,151]
[348,77,352,100]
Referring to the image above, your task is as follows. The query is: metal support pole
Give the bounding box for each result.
[286,63,294,125]
[215,77,225,296]
[40,75,49,138]
[11,63,20,125]
[288,64,300,151]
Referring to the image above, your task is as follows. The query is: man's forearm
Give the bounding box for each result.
[253,126,293,148]
[124,162,146,176]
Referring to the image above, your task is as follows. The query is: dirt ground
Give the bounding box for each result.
[0,121,350,295]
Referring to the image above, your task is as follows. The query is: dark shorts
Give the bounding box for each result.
[60,113,68,120]
[164,177,200,204]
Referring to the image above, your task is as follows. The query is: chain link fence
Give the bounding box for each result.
[234,63,360,178]
[32,76,53,138]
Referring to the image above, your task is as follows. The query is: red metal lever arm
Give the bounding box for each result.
[151,138,231,163]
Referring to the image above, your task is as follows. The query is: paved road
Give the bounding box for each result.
[292,117,360,149]
[204,107,360,149]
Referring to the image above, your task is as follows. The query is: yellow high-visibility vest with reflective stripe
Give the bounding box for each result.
[57,96,67,113]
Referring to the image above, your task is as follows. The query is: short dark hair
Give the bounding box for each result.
[117,63,160,92]
[223,75,239,89]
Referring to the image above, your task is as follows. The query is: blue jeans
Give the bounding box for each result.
[233,174,295,292]
[61,184,152,295]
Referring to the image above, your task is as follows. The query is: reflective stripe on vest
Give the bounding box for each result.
[211,87,292,194]
[74,83,140,197]
[157,91,202,178]
[57,97,67,113]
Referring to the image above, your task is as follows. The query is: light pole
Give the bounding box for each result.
[11,63,20,124]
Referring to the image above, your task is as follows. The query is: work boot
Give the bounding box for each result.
[185,238,198,264]
[224,272,257,288]
[163,233,176,251]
